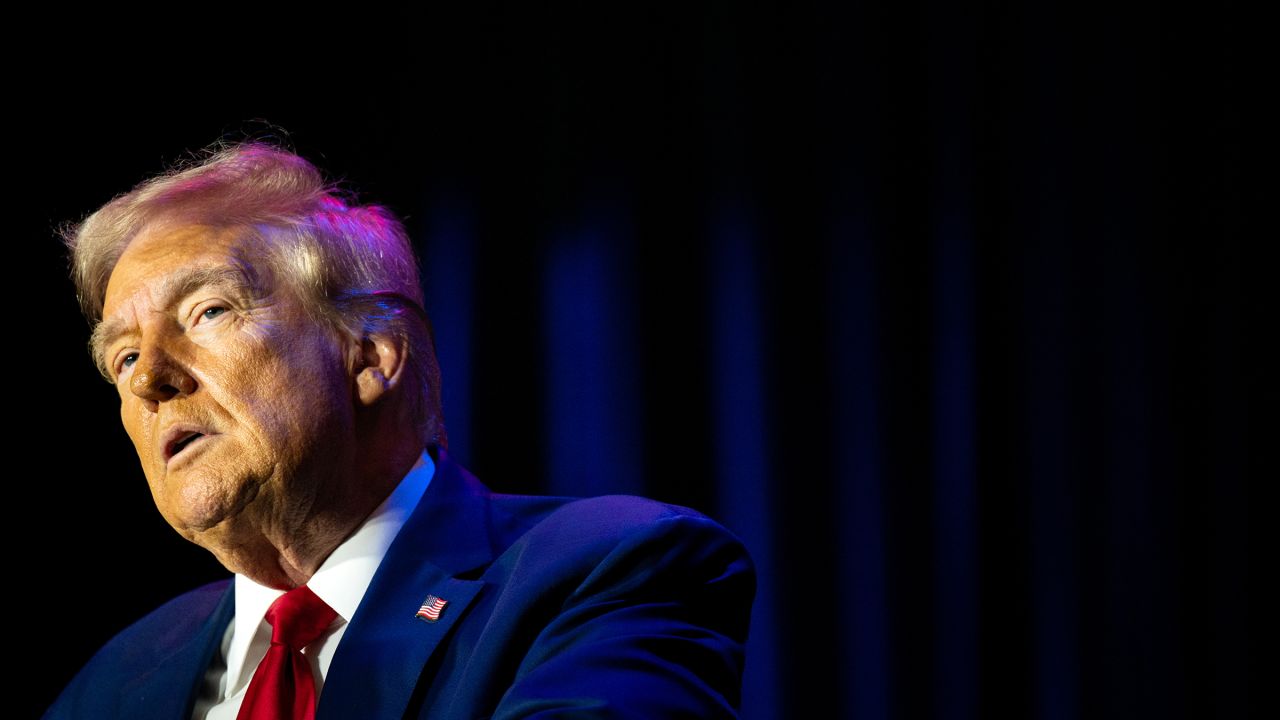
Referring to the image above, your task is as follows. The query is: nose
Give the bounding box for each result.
[129,343,197,409]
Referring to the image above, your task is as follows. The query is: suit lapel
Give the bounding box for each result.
[317,449,494,720]
[118,582,234,720]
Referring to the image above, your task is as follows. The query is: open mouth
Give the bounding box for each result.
[172,432,203,456]
[164,429,212,464]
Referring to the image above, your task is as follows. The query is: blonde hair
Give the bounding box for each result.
[62,141,446,448]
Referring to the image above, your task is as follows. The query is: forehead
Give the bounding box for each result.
[102,224,263,314]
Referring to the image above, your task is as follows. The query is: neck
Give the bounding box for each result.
[198,440,427,590]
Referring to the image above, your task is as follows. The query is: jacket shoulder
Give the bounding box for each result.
[44,579,231,719]
[494,489,741,543]
[468,494,756,718]
[511,493,743,551]
[490,492,756,605]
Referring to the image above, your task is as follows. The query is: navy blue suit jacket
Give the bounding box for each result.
[45,449,755,719]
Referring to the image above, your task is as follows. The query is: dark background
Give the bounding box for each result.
[20,3,1251,718]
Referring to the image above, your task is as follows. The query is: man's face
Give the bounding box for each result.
[100,224,357,546]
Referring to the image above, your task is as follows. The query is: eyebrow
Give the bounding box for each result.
[91,264,260,375]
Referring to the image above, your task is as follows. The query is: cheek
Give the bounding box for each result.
[216,339,272,377]
[232,334,352,439]
[119,399,156,456]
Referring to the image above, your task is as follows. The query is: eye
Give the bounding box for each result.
[185,301,232,331]
[116,352,138,379]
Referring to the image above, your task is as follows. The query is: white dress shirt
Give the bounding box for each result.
[191,452,435,720]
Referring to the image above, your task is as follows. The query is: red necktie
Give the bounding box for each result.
[237,585,338,720]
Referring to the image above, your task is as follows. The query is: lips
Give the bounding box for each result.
[161,424,217,465]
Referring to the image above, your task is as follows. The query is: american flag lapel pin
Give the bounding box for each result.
[416,594,449,623]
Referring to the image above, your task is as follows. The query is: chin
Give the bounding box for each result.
[161,470,261,535]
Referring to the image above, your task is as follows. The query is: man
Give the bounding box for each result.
[46,143,755,719]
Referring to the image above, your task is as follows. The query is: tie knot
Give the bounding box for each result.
[264,585,338,650]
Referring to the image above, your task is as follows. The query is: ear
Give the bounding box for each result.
[353,330,409,407]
